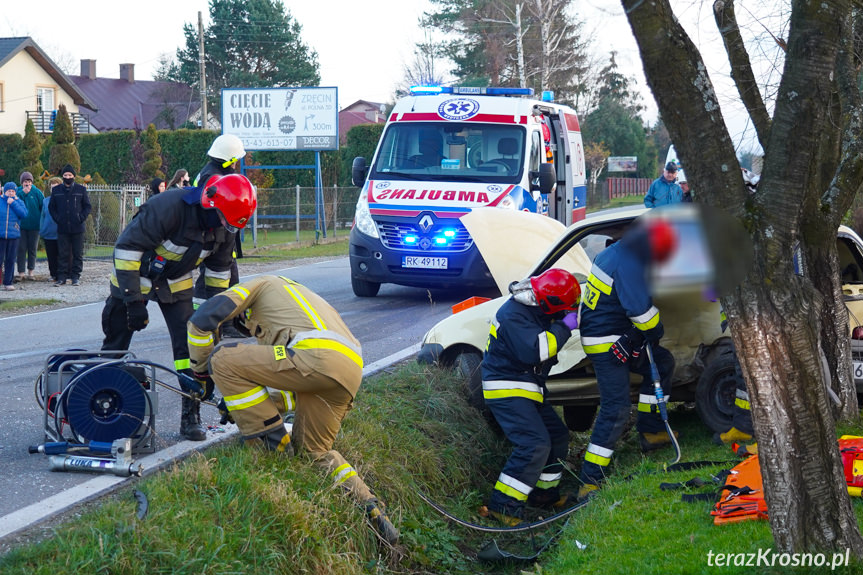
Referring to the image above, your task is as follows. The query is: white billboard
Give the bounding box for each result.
[608,156,638,172]
[221,87,339,151]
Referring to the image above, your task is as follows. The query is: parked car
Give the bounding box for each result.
[418,204,863,432]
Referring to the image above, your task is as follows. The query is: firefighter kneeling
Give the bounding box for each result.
[186,275,399,545]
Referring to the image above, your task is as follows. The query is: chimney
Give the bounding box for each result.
[120,63,134,83]
[80,59,96,80]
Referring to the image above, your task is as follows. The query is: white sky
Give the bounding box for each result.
[0,0,767,152]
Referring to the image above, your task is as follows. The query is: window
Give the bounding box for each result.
[36,87,54,112]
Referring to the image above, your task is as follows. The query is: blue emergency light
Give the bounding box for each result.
[541,90,555,102]
[404,235,418,244]
[409,86,534,97]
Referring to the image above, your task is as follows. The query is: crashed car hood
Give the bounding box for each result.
[461,208,592,295]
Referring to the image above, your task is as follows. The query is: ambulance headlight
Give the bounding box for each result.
[354,190,379,239]
[498,195,517,210]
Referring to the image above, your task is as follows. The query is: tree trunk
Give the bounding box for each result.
[622,0,863,554]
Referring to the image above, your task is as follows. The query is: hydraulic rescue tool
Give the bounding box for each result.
[645,342,681,465]
[31,350,217,474]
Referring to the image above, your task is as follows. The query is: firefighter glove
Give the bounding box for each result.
[610,333,635,365]
[193,371,215,402]
[217,397,235,425]
[562,312,579,330]
[126,301,149,331]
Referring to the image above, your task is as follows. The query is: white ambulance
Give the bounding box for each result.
[349,86,586,297]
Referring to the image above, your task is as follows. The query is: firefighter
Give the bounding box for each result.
[186,275,399,545]
[100,174,256,441]
[576,218,677,500]
[713,307,754,446]
[480,268,581,526]
[193,134,246,307]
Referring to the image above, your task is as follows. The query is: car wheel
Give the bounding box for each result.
[695,350,740,433]
[454,351,500,432]
[563,405,598,432]
[351,275,380,297]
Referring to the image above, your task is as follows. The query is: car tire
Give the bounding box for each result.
[563,405,598,432]
[454,351,500,432]
[351,275,380,297]
[695,349,741,433]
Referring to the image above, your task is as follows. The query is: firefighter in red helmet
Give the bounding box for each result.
[576,217,678,501]
[480,267,582,525]
[100,174,257,441]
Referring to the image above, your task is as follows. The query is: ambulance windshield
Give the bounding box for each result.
[370,123,525,183]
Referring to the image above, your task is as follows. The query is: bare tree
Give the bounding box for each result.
[622,0,863,554]
[396,24,452,96]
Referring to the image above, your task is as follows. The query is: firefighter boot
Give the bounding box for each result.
[486,500,525,527]
[639,430,679,452]
[365,498,399,545]
[576,483,600,503]
[528,488,573,510]
[713,426,753,446]
[180,396,207,441]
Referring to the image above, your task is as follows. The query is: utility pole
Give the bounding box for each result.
[198,11,208,129]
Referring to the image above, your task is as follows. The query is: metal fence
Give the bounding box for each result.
[83,185,360,254]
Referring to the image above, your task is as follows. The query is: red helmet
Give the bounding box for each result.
[201,174,257,232]
[647,219,677,263]
[530,268,581,314]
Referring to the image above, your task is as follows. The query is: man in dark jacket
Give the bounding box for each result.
[48,165,91,286]
[480,268,581,526]
[100,174,256,440]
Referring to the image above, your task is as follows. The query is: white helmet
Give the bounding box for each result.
[207,134,245,164]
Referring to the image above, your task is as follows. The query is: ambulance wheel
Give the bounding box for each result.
[563,405,598,432]
[454,350,500,433]
[695,350,739,433]
[351,275,380,297]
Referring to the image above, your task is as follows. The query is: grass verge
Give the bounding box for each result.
[0,298,59,312]
[242,236,348,263]
[2,362,862,574]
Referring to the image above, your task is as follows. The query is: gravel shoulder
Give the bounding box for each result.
[0,256,336,319]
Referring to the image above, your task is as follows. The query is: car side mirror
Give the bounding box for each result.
[530,163,556,195]
[352,157,368,188]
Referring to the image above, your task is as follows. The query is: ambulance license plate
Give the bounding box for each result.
[854,361,863,382]
[403,256,448,269]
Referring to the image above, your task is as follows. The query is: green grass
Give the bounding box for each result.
[242,236,349,263]
[2,363,863,574]
[0,298,59,312]
[587,194,645,213]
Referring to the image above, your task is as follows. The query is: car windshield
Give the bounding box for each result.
[370,122,526,183]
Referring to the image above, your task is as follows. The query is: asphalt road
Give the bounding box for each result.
[0,257,496,521]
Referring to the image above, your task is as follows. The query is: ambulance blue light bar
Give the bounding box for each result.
[409,86,534,97]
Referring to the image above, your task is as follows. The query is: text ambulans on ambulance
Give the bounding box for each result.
[349,86,587,297]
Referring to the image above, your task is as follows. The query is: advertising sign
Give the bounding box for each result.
[608,156,638,172]
[221,87,339,151]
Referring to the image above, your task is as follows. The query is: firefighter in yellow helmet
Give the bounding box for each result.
[186,275,399,545]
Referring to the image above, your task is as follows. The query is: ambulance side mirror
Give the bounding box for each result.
[530,163,556,195]
[352,157,368,188]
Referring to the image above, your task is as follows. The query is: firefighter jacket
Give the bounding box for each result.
[480,297,572,403]
[110,187,235,304]
[187,275,363,397]
[578,232,664,354]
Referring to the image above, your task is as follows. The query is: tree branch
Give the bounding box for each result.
[713,0,772,150]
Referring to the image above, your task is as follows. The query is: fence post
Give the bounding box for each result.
[332,184,338,238]
[296,185,301,243]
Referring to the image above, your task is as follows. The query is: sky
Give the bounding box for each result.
[0,0,768,152]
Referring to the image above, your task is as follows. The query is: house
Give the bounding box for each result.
[338,100,387,143]
[70,60,218,132]
[0,37,95,136]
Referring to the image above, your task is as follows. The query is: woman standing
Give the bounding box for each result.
[1,182,28,290]
[166,169,190,189]
[40,177,61,282]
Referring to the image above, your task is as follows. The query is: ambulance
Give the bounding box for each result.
[349,86,587,297]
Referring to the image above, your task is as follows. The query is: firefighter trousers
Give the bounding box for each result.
[101,295,193,376]
[580,344,674,486]
[486,395,570,516]
[209,341,373,502]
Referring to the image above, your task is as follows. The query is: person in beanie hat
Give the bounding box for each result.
[15,171,43,281]
[48,165,91,286]
[40,177,61,282]
[1,181,28,290]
